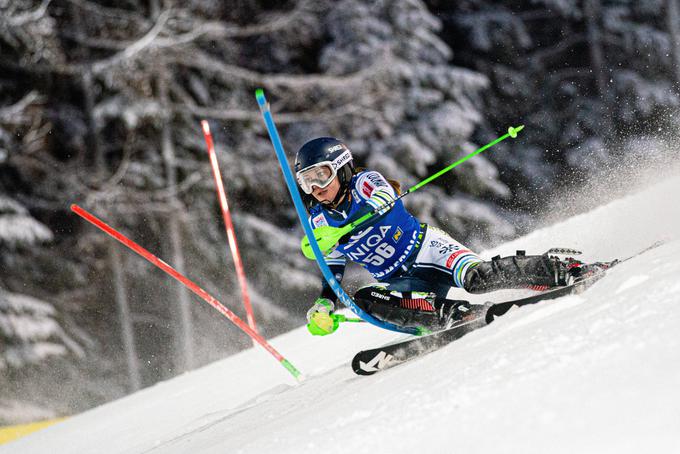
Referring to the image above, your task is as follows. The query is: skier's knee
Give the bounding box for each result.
[354,285,443,330]
[354,284,392,312]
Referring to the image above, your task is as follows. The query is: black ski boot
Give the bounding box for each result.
[463,251,615,294]
[463,252,566,293]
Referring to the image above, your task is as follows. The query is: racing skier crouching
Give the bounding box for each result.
[296,137,598,335]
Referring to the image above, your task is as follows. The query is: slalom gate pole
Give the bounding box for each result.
[71,204,304,381]
[255,88,420,335]
[201,120,258,343]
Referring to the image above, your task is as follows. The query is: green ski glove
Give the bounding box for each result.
[306,298,343,336]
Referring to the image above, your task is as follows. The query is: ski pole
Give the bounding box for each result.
[300,125,524,259]
[333,314,365,323]
[71,204,304,382]
[201,120,259,342]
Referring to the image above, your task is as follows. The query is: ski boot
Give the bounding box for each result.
[464,250,615,293]
[464,252,569,293]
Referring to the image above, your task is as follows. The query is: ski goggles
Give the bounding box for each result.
[296,150,352,194]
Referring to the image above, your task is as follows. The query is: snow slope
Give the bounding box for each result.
[7,175,680,454]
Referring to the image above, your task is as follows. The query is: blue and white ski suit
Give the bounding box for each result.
[309,170,482,299]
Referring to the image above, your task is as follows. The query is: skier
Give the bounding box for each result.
[296,137,602,336]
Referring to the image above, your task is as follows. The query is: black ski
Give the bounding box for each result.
[351,309,488,375]
[351,278,595,376]
[351,241,665,376]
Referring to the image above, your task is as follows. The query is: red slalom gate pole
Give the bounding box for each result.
[201,120,258,340]
[70,204,303,381]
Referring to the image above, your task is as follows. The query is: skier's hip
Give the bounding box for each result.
[384,224,483,294]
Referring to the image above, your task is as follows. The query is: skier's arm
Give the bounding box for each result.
[308,251,346,336]
[319,250,346,301]
[305,213,346,333]
[307,213,348,301]
[338,171,399,243]
[357,171,398,215]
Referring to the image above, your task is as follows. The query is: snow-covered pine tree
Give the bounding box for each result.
[0,0,80,374]
[281,0,515,246]
[0,195,82,370]
[0,1,325,377]
[434,0,680,210]
[0,289,81,370]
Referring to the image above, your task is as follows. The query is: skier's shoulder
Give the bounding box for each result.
[354,168,388,184]
[352,168,396,198]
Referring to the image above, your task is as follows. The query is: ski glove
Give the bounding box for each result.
[306,298,339,336]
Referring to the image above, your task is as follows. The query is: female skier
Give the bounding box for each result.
[296,137,599,335]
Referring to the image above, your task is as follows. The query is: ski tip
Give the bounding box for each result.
[351,355,378,376]
[508,125,524,138]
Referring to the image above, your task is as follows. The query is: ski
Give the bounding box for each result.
[352,310,489,375]
[351,241,665,376]
[351,276,596,376]
[484,264,607,319]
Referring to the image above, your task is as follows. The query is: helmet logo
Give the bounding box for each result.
[328,144,345,152]
[331,150,352,169]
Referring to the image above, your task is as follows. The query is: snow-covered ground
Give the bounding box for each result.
[6,175,680,454]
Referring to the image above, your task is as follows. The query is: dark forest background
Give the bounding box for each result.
[1,0,679,423]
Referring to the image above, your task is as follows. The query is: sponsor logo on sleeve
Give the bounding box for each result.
[366,172,388,187]
[362,181,373,198]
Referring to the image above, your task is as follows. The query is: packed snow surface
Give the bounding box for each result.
[7,176,680,454]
